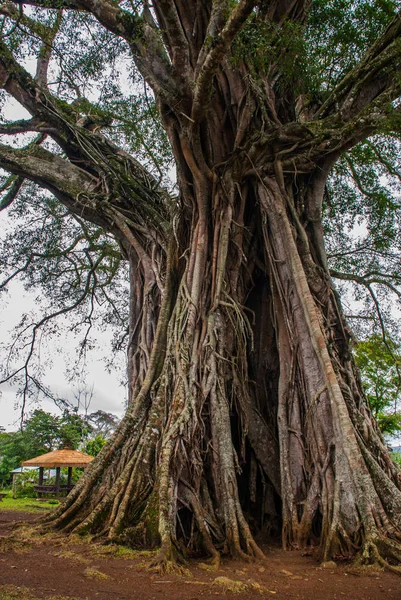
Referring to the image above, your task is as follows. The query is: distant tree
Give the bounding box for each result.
[0,409,94,484]
[85,434,107,457]
[86,411,119,438]
[355,334,401,438]
[23,409,62,455]
[0,430,28,485]
[58,410,92,449]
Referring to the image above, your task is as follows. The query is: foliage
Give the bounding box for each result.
[85,434,107,457]
[12,470,38,498]
[354,334,401,437]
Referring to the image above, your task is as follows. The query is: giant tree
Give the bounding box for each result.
[1,0,401,571]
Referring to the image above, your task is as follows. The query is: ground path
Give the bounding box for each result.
[0,511,400,599]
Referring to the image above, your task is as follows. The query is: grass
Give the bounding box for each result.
[0,491,58,512]
[83,567,110,580]
[51,550,90,564]
[0,585,86,600]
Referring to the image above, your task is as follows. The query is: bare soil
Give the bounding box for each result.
[0,511,400,600]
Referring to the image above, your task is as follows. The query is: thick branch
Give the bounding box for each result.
[0,141,96,195]
[191,0,257,121]
[36,10,63,86]
[152,0,190,76]
[0,118,55,135]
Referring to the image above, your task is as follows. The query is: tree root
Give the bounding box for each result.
[198,555,221,571]
[148,542,190,575]
[355,536,401,575]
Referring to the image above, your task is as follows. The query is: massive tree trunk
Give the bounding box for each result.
[43,93,401,569]
[1,0,401,573]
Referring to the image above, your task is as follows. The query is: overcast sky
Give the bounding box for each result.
[0,278,127,430]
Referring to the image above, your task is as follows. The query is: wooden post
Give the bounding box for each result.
[55,467,61,497]
[67,467,72,488]
[38,467,44,498]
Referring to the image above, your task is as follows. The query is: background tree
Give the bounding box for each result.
[85,434,107,457]
[355,334,401,438]
[1,0,401,572]
[86,410,119,438]
[0,429,28,486]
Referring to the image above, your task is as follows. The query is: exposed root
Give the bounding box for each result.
[198,554,221,571]
[355,536,401,575]
[149,543,190,576]
[212,576,248,593]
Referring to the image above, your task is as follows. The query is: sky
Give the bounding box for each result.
[0,277,127,430]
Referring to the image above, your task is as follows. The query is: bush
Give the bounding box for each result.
[391,451,401,468]
[13,471,38,498]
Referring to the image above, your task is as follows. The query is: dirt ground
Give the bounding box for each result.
[0,511,400,600]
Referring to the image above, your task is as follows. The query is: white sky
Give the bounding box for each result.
[0,278,127,430]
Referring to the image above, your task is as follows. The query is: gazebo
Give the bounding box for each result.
[22,448,94,497]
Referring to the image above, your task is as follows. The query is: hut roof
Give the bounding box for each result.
[22,448,94,468]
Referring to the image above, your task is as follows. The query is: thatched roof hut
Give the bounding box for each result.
[22,449,94,497]
[22,448,94,468]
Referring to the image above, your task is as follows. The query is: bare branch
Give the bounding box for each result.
[330,269,401,301]
[13,0,180,97]
[0,1,48,38]
[1,257,102,422]
[366,139,401,183]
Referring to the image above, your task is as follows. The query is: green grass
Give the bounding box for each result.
[0,491,57,512]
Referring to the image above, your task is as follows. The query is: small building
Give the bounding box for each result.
[22,448,94,497]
